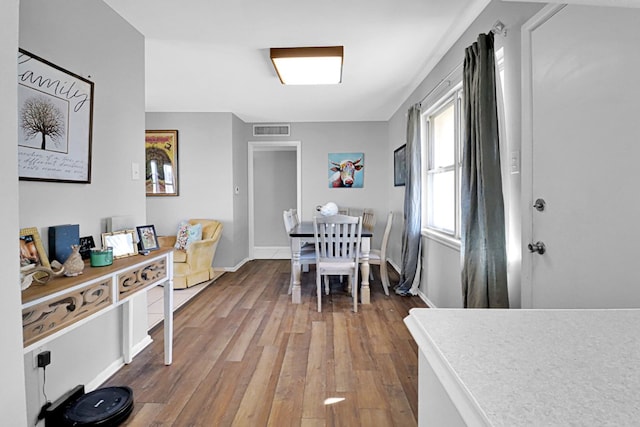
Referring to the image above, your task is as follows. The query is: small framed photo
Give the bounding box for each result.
[394,144,406,187]
[136,225,160,251]
[78,235,96,260]
[101,230,137,259]
[20,227,50,269]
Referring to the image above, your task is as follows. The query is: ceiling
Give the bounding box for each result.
[103,0,491,123]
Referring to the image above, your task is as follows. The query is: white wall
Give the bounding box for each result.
[0,0,28,424]
[18,0,147,423]
[387,0,544,307]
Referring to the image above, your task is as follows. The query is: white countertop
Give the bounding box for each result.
[404,308,640,426]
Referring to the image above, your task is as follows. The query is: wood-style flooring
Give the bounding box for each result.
[104,259,428,426]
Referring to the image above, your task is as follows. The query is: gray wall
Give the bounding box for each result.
[146,112,249,269]
[231,114,250,266]
[18,0,148,423]
[253,150,296,247]
[0,0,28,424]
[249,121,390,250]
[387,0,544,307]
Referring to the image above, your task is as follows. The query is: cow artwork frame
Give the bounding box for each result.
[328,152,364,188]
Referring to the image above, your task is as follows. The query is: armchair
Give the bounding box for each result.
[157,219,223,289]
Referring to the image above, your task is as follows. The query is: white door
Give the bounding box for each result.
[522,5,640,308]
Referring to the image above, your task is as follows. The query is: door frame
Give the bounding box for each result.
[520,4,566,308]
[248,140,301,259]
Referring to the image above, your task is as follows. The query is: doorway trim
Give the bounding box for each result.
[248,140,301,259]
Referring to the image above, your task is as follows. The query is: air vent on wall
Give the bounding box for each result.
[253,124,290,137]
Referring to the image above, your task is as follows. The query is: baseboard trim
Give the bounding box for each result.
[225,257,251,272]
[89,335,153,391]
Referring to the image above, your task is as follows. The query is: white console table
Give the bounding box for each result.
[404,308,640,426]
[22,248,174,365]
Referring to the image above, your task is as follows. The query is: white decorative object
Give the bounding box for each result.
[318,202,338,216]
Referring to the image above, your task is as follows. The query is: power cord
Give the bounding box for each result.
[36,366,51,421]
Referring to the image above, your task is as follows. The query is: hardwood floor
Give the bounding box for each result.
[104,259,428,426]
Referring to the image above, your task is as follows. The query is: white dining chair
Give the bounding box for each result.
[313,214,362,312]
[365,211,393,296]
[362,208,376,232]
[283,209,316,294]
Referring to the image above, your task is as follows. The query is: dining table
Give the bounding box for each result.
[288,221,373,305]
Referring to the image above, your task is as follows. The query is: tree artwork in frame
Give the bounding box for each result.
[146,130,179,196]
[17,49,94,183]
[394,144,406,187]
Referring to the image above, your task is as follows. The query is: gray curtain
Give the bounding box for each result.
[461,33,509,308]
[396,105,422,296]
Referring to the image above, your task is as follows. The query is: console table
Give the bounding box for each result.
[21,248,174,365]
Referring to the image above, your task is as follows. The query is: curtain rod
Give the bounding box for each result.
[491,20,507,37]
[418,20,506,108]
[418,62,463,107]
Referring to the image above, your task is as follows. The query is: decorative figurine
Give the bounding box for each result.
[62,244,85,277]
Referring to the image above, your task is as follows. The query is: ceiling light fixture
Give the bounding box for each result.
[270,46,343,85]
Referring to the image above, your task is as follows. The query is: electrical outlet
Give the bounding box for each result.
[32,346,47,369]
[37,350,51,368]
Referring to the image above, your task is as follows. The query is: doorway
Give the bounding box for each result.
[522,5,640,308]
[248,141,301,259]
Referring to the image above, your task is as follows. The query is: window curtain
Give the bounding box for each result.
[395,104,422,296]
[460,33,509,308]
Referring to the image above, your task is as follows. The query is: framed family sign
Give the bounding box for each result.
[145,130,179,196]
[17,49,94,183]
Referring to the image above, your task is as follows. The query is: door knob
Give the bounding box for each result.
[528,241,546,255]
[533,198,546,212]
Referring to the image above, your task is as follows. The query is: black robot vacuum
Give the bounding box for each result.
[46,385,133,426]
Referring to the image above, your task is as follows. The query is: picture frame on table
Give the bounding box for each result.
[17,49,94,183]
[145,130,179,196]
[394,144,406,187]
[136,225,160,251]
[78,235,96,260]
[20,227,50,269]
[101,230,137,259]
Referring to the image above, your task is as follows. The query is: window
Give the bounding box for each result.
[423,87,463,239]
[422,49,505,247]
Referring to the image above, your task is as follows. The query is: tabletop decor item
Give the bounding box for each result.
[17,49,94,183]
[136,224,159,251]
[78,236,95,260]
[61,245,84,276]
[90,247,113,267]
[101,230,137,259]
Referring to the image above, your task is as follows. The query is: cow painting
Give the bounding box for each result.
[328,154,364,188]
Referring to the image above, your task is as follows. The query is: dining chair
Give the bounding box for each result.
[365,211,393,296]
[362,208,376,232]
[283,209,316,294]
[313,214,363,312]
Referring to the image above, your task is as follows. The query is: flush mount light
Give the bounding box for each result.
[270,46,343,85]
